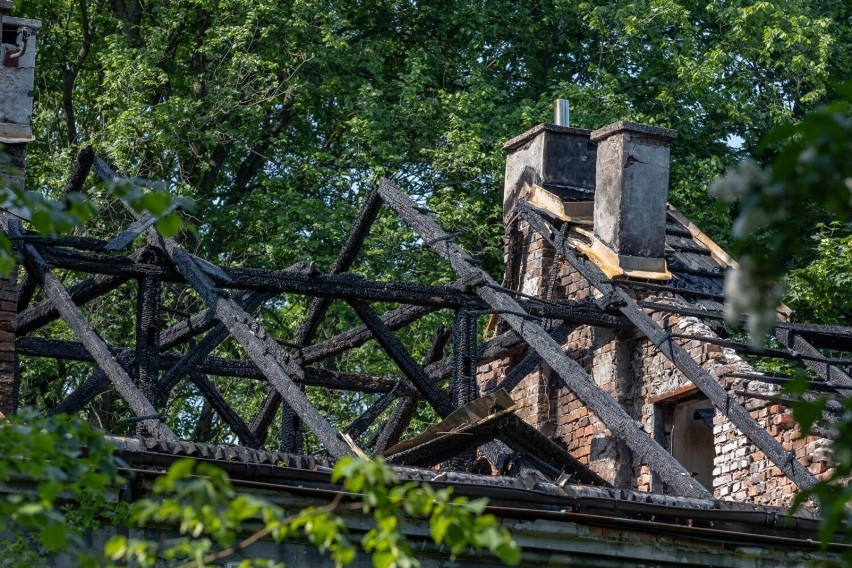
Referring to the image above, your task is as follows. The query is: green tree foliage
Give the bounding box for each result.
[107,456,519,568]
[0,412,519,567]
[710,86,851,562]
[0,410,128,564]
[710,83,851,338]
[8,0,850,440]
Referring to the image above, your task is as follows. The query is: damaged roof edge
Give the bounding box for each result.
[111,435,837,547]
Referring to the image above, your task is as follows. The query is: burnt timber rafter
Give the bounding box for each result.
[16,271,130,335]
[269,188,383,454]
[88,159,354,458]
[154,291,271,405]
[372,326,450,455]
[515,200,819,491]
[31,242,630,327]
[5,218,177,441]
[156,234,352,458]
[187,371,261,448]
[775,328,852,388]
[18,337,416,398]
[348,299,454,418]
[344,381,404,442]
[376,178,711,498]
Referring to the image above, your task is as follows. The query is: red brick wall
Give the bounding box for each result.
[483,218,831,508]
[0,271,17,417]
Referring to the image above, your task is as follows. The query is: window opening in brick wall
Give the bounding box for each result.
[653,396,715,493]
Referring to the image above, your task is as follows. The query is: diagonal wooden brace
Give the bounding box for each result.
[516,201,818,491]
[377,178,711,498]
[158,236,352,458]
[6,218,177,441]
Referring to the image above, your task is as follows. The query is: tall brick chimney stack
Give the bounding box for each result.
[588,121,676,274]
[0,2,40,417]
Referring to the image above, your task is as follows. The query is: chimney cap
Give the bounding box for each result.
[590,121,676,144]
[503,123,592,151]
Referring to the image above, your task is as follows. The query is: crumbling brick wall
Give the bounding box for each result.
[485,218,831,507]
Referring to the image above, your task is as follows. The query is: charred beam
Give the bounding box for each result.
[378,179,710,498]
[348,299,454,418]
[16,272,36,312]
[19,337,413,396]
[37,247,178,279]
[157,234,351,458]
[22,234,109,252]
[499,417,610,487]
[450,310,478,469]
[517,201,818,492]
[491,323,577,394]
[298,188,382,346]
[6,219,176,441]
[135,276,161,402]
[62,145,95,195]
[776,323,852,353]
[28,243,630,327]
[154,292,270,404]
[284,189,383,454]
[188,371,260,448]
[372,396,418,456]
[17,273,129,336]
[345,382,404,442]
[249,303,436,443]
[775,329,852,388]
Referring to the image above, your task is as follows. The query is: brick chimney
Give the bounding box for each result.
[0,3,39,417]
[588,121,676,274]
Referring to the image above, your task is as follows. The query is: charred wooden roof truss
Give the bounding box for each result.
[3,157,852,499]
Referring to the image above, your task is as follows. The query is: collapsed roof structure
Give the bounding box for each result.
[1,9,851,565]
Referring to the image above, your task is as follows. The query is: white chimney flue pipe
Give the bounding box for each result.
[553,99,570,127]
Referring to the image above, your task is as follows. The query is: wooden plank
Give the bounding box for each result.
[377,178,711,498]
[6,218,177,441]
[517,201,819,491]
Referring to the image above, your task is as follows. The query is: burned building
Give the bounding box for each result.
[1,10,849,565]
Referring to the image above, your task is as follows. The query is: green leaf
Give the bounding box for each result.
[40,524,68,551]
[155,213,183,237]
[791,398,828,436]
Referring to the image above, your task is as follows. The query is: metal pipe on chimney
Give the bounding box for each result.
[553,99,570,127]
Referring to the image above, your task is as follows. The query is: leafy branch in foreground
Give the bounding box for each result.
[0,409,128,565]
[709,82,851,341]
[711,85,852,564]
[107,456,520,568]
